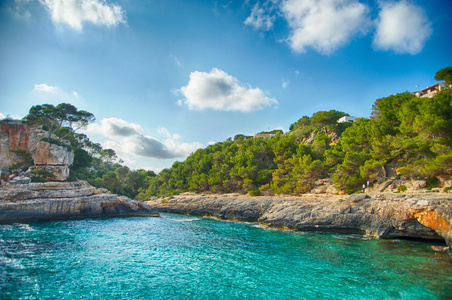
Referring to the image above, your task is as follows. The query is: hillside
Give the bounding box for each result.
[137,77,452,198]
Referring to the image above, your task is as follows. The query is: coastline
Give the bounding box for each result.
[0,180,159,223]
[147,192,452,248]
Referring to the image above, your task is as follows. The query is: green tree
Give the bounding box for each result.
[23,103,95,142]
[434,67,452,85]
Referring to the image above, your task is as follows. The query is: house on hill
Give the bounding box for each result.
[337,116,357,123]
[412,82,451,98]
[254,133,275,139]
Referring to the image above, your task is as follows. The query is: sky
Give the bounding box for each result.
[1,0,451,172]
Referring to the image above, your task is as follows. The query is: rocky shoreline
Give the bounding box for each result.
[0,180,159,223]
[147,192,452,248]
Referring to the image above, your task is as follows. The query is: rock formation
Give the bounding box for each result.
[0,180,159,222]
[148,193,452,247]
[0,121,73,181]
[0,120,160,222]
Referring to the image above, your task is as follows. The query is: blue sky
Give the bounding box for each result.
[1,0,451,172]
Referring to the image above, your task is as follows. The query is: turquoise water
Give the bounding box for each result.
[0,214,451,299]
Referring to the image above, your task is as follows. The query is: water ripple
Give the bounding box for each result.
[0,214,450,299]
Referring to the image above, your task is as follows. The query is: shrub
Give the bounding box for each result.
[426,177,440,190]
[31,169,54,182]
[397,185,407,192]
[249,188,261,196]
[11,150,34,172]
[444,187,452,193]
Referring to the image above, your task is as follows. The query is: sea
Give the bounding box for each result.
[1,213,451,299]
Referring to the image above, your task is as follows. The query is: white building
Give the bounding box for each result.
[337,116,357,123]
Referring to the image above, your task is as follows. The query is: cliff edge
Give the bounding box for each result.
[0,121,73,181]
[0,180,159,222]
[148,193,452,247]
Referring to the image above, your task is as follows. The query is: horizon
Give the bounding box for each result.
[1,0,451,172]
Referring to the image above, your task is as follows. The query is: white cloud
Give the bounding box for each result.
[373,1,432,55]
[33,83,83,105]
[158,127,181,140]
[0,112,23,120]
[39,0,125,30]
[244,2,276,31]
[282,80,289,89]
[34,83,58,93]
[179,68,277,112]
[281,0,370,55]
[169,55,182,67]
[98,117,142,137]
[87,118,202,160]
[11,0,32,20]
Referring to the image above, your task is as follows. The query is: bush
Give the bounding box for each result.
[248,188,261,196]
[397,185,407,192]
[426,177,440,190]
[31,169,54,182]
[11,149,34,172]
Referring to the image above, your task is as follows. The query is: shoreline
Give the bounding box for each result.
[147,192,452,248]
[0,180,159,223]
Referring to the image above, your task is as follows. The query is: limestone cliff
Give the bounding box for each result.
[148,193,452,247]
[0,180,159,222]
[0,121,73,181]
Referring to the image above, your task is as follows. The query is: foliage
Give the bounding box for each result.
[435,67,452,85]
[23,103,95,142]
[11,150,34,172]
[397,185,407,192]
[31,169,54,182]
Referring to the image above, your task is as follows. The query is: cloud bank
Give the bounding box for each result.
[38,0,125,30]
[179,68,278,112]
[245,0,432,55]
[373,1,432,54]
[87,118,202,160]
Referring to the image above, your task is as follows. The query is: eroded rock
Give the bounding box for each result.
[0,121,73,181]
[148,193,452,247]
[0,180,159,222]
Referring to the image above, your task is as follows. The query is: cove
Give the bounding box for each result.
[1,214,451,299]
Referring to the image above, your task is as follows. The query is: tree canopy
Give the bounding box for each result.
[435,66,452,85]
[23,103,95,142]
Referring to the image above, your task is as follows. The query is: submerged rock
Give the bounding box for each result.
[0,180,159,223]
[148,193,452,247]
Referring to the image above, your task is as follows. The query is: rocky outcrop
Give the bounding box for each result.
[0,121,73,181]
[148,193,452,247]
[0,180,159,223]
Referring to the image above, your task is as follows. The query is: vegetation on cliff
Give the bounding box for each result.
[18,103,156,199]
